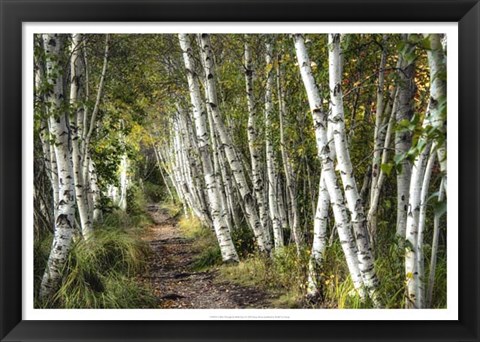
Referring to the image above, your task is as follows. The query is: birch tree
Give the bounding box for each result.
[395,36,416,239]
[277,54,302,254]
[294,34,365,298]
[424,34,447,189]
[69,33,93,239]
[328,34,380,302]
[264,37,284,250]
[39,34,77,300]
[82,34,110,223]
[199,34,271,253]
[178,34,239,263]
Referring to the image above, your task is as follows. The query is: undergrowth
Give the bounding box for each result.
[205,222,447,309]
[34,190,156,309]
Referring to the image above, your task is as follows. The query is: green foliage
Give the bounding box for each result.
[126,184,148,216]
[143,181,165,203]
[231,225,256,258]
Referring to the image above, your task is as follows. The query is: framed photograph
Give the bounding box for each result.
[1,0,479,341]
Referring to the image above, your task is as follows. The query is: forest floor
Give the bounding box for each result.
[139,204,277,309]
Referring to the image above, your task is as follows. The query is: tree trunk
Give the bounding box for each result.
[367,86,397,246]
[425,34,447,186]
[426,177,445,307]
[178,34,239,263]
[69,33,94,239]
[294,34,365,298]
[370,35,388,212]
[199,34,271,253]
[277,54,302,254]
[416,148,436,308]
[245,36,270,242]
[81,34,109,222]
[264,37,284,250]
[39,34,76,300]
[395,36,415,240]
[328,34,380,303]
[405,140,432,309]
[307,173,330,297]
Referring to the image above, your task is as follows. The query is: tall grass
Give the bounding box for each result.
[34,193,156,308]
[214,224,447,309]
[178,215,223,270]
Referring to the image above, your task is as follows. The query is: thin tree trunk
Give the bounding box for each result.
[81,34,110,222]
[264,37,284,250]
[416,148,436,308]
[199,34,271,253]
[405,139,432,309]
[424,34,447,187]
[277,56,302,253]
[70,33,93,239]
[370,35,388,215]
[426,177,445,307]
[178,34,239,263]
[153,146,175,202]
[35,53,59,220]
[294,34,365,298]
[245,36,270,241]
[208,106,234,233]
[328,34,380,304]
[395,36,415,240]
[367,87,397,246]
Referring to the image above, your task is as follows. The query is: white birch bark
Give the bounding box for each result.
[245,37,270,240]
[202,70,233,233]
[218,145,242,231]
[35,53,59,219]
[118,154,129,211]
[395,38,416,239]
[172,117,210,225]
[307,173,330,297]
[328,34,380,303]
[81,34,109,222]
[264,37,284,250]
[405,139,432,309]
[199,34,270,253]
[294,34,365,297]
[182,110,212,225]
[69,33,94,239]
[424,34,447,184]
[39,34,76,300]
[178,34,239,263]
[88,158,102,221]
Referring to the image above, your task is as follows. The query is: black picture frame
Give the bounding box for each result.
[1,0,479,341]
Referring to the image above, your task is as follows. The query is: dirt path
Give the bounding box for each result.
[140,204,274,309]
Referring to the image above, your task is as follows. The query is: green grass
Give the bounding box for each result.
[178,215,223,270]
[216,227,447,309]
[34,200,156,309]
[218,245,310,308]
